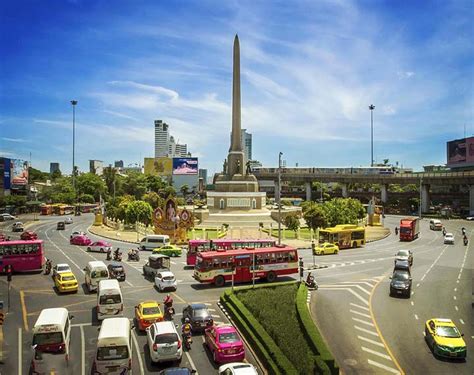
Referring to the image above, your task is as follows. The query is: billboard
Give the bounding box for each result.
[172,157,198,175]
[11,159,28,188]
[447,137,474,167]
[144,157,173,176]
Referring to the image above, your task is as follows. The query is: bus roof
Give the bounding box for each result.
[197,245,296,259]
[320,225,364,232]
[98,317,130,341]
[0,239,43,245]
[188,239,276,244]
[34,308,69,328]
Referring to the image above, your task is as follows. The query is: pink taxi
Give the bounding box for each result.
[205,325,245,363]
[70,235,92,246]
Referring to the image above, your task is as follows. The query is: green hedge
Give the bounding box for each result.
[296,283,339,374]
[221,291,298,374]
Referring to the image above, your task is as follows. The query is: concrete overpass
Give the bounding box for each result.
[252,168,474,214]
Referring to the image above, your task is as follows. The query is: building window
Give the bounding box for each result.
[220,199,225,209]
[227,198,250,207]
[207,198,214,207]
[252,199,257,209]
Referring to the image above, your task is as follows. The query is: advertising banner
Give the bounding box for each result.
[144,157,173,176]
[172,157,198,175]
[447,137,474,167]
[11,159,28,187]
[3,158,11,190]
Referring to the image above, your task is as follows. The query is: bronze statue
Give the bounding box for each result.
[236,159,241,174]
[223,159,227,174]
[246,160,251,175]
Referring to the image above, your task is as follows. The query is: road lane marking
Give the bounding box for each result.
[18,327,22,375]
[455,306,459,311]
[341,281,374,288]
[352,317,374,327]
[171,292,187,304]
[80,325,85,375]
[369,276,405,374]
[318,287,369,305]
[184,351,198,375]
[368,359,400,374]
[410,301,414,306]
[45,229,84,274]
[131,329,145,375]
[460,319,465,325]
[362,346,392,360]
[453,296,457,300]
[355,326,378,336]
[350,309,372,319]
[20,290,29,331]
[357,335,385,347]
[350,302,370,312]
[414,314,419,320]
[454,288,457,292]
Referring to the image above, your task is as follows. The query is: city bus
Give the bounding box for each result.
[319,224,365,249]
[0,240,45,272]
[186,239,277,266]
[193,245,298,287]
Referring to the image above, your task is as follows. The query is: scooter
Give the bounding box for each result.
[113,250,122,262]
[463,236,468,246]
[305,277,318,290]
[44,261,52,275]
[128,251,140,262]
[164,306,175,321]
[183,332,192,350]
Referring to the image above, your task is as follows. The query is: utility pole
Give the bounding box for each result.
[71,100,78,197]
[419,176,422,219]
[278,152,283,246]
[369,104,375,167]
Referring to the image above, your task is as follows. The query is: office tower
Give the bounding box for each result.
[155,120,169,158]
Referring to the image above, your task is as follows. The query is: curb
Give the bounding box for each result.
[366,229,391,243]
[216,301,267,375]
[87,225,139,245]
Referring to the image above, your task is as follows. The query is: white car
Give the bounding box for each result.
[64,217,73,224]
[154,271,177,292]
[70,231,86,239]
[53,263,72,278]
[0,213,16,221]
[219,362,258,375]
[444,233,455,244]
[87,241,112,253]
[146,321,182,363]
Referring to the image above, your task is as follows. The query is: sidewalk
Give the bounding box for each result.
[88,224,141,244]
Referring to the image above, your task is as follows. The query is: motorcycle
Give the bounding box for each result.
[305,276,318,290]
[164,306,175,321]
[113,251,122,262]
[44,260,52,275]
[394,227,398,236]
[463,236,468,246]
[106,250,112,261]
[128,251,140,262]
[183,332,192,350]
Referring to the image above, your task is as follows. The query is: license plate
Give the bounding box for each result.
[163,346,172,352]
[449,352,457,357]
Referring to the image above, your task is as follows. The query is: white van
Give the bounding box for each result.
[93,317,132,375]
[429,219,442,231]
[31,308,73,375]
[84,261,109,293]
[97,279,123,320]
[140,235,170,251]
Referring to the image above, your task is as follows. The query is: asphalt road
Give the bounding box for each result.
[0,214,261,375]
[307,216,473,374]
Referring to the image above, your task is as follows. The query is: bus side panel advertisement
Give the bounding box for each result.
[172,158,198,175]
[11,159,28,187]
[447,137,474,166]
[144,157,173,176]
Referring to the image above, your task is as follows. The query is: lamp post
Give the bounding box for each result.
[369,104,375,167]
[419,176,422,219]
[71,100,78,197]
[278,152,283,246]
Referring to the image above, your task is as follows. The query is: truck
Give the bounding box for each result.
[399,217,420,241]
[143,254,170,279]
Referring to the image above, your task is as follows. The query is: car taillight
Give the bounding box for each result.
[128,358,132,369]
[177,340,182,349]
[152,343,158,351]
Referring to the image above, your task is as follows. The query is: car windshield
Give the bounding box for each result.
[218,332,239,343]
[163,275,175,281]
[32,332,64,346]
[58,266,69,272]
[61,275,75,281]
[99,294,122,304]
[96,346,129,361]
[143,307,160,315]
[155,333,178,344]
[397,251,409,257]
[91,270,108,278]
[436,326,461,338]
[393,271,410,280]
[193,308,209,317]
[112,267,124,272]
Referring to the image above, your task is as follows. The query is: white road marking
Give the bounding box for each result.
[411,291,414,296]
[455,306,459,311]
[414,314,419,320]
[456,280,460,284]
[185,351,198,374]
[367,359,400,374]
[352,317,374,327]
[80,325,85,375]
[350,309,372,319]
[362,346,392,360]
[45,229,85,274]
[454,288,457,292]
[453,296,457,300]
[131,329,145,375]
[341,281,374,288]
[18,327,22,375]
[416,283,420,287]
[318,287,369,306]
[410,302,414,306]
[460,319,465,325]
[350,302,370,312]
[354,326,379,336]
[357,335,385,348]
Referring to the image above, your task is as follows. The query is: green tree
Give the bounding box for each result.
[76,173,106,201]
[284,214,300,234]
[102,166,117,196]
[50,169,62,180]
[116,195,136,222]
[28,167,49,182]
[323,198,365,226]
[142,191,163,210]
[303,202,328,231]
[125,200,153,225]
[159,185,176,199]
[77,194,95,203]
[145,175,167,193]
[122,172,147,199]
[180,184,189,197]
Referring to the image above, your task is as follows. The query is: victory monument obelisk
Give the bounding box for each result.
[206,35,266,211]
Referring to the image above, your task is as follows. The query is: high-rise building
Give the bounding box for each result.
[114,160,124,168]
[50,162,60,174]
[175,143,188,157]
[230,129,252,162]
[155,120,169,158]
[199,168,208,184]
[89,160,104,175]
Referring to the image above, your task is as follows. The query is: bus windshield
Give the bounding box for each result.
[33,332,64,346]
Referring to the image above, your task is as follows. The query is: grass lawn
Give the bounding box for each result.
[187,228,221,239]
[265,227,313,240]
[235,284,316,374]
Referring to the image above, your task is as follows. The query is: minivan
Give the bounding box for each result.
[140,235,170,251]
[31,308,73,375]
[429,219,442,231]
[84,261,109,293]
[93,317,132,375]
[97,279,123,320]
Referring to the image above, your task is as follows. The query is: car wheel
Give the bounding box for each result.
[100,248,104,253]
[321,251,325,255]
[267,271,277,283]
[142,246,146,251]
[214,275,225,287]
[87,247,91,252]
[334,250,338,254]
[353,241,357,248]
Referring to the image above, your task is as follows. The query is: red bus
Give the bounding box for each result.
[193,245,298,287]
[0,240,45,272]
[186,239,276,266]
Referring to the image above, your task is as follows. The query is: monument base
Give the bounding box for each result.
[206,191,266,210]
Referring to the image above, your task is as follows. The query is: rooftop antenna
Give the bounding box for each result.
[464,124,466,138]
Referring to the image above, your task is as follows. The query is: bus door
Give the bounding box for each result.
[234,255,252,283]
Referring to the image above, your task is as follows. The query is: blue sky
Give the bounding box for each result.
[1,0,473,176]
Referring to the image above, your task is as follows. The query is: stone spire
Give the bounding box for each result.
[230,34,242,152]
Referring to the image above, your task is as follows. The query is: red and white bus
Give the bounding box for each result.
[186,238,276,266]
[0,240,45,272]
[193,245,298,287]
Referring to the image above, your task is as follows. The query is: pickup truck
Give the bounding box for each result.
[143,254,171,279]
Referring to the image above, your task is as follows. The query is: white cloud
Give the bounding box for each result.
[1,137,29,143]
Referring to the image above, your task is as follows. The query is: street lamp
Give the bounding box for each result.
[369,104,375,167]
[278,152,283,246]
[71,100,78,197]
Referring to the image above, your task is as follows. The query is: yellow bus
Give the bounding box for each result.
[319,224,365,249]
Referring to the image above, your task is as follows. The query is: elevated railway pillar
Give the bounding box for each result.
[421,184,430,213]
[341,183,348,198]
[305,182,312,201]
[381,184,388,203]
[470,185,474,215]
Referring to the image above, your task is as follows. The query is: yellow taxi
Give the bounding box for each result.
[425,318,467,359]
[54,271,79,293]
[152,244,182,257]
[134,300,164,331]
[314,242,339,255]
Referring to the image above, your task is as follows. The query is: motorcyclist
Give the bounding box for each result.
[442,227,446,236]
[164,294,173,309]
[462,227,466,236]
[394,227,398,235]
[45,258,52,274]
[164,305,175,321]
[463,234,468,245]
[182,318,192,338]
[306,272,315,288]
[106,248,112,261]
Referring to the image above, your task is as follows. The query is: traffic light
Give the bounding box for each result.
[311,241,316,254]
[299,257,304,278]
[6,265,12,282]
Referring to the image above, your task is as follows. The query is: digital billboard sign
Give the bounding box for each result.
[172,157,198,175]
[10,159,28,188]
[447,137,474,167]
[144,157,173,176]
